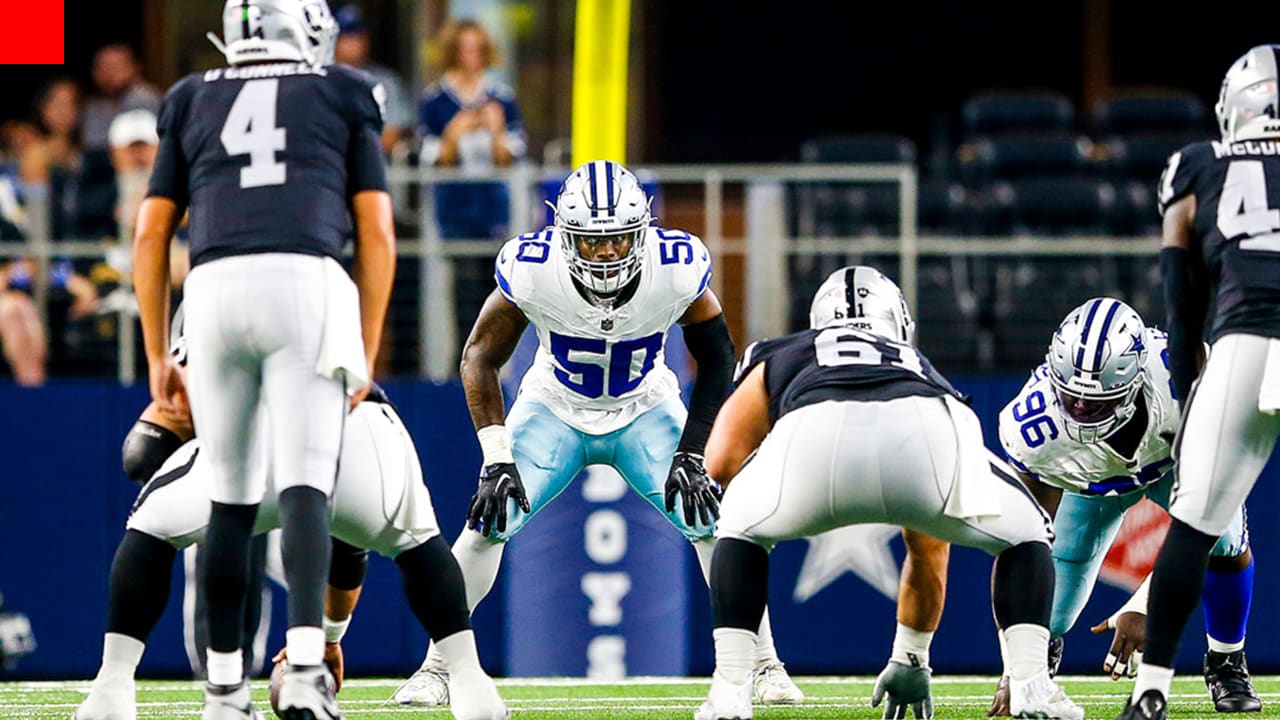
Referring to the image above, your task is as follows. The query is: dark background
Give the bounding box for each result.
[12,2,1280,161]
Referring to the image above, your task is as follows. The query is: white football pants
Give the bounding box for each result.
[183,254,347,505]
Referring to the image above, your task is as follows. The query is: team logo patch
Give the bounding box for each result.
[601,318,614,331]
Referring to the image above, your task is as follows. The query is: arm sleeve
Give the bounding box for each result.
[328,538,369,591]
[1160,246,1209,404]
[677,313,735,455]
[146,85,190,208]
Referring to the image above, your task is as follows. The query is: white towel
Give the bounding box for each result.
[942,395,1003,520]
[314,257,369,395]
[1259,339,1280,414]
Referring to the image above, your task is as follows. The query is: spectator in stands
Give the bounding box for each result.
[18,78,81,185]
[420,19,527,351]
[80,44,160,153]
[333,4,413,153]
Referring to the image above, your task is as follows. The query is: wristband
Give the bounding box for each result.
[323,615,351,644]
[477,424,514,465]
[1108,574,1151,627]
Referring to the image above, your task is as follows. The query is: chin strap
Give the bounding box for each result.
[206,32,230,61]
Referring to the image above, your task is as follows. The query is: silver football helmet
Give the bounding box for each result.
[552,160,651,300]
[1046,298,1147,443]
[213,0,338,67]
[1216,45,1280,143]
[808,265,915,344]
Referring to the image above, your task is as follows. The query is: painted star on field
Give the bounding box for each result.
[792,524,901,603]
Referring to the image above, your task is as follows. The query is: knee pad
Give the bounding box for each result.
[122,420,186,484]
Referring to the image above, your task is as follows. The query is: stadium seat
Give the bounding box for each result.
[957,134,1093,185]
[1101,132,1201,235]
[997,177,1119,236]
[1092,91,1210,136]
[961,91,1076,138]
[799,135,916,165]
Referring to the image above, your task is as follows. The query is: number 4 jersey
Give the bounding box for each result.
[147,62,388,267]
[734,326,962,424]
[495,227,713,434]
[998,327,1179,495]
[1159,139,1280,343]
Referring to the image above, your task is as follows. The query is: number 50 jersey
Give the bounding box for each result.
[998,327,1180,496]
[147,62,388,268]
[495,226,713,434]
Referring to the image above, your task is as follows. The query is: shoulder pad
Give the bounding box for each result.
[156,74,201,135]
[650,228,712,303]
[996,370,1056,477]
[329,64,385,129]
[494,229,555,307]
[1157,140,1214,216]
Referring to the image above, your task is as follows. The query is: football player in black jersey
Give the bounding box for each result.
[131,2,395,718]
[694,267,1083,720]
[1118,45,1280,720]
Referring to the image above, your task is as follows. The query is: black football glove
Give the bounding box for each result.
[663,451,722,527]
[466,462,531,537]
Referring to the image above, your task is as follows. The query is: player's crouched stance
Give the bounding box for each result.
[694,267,1083,720]
[72,391,509,720]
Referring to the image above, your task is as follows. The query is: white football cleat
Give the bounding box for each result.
[393,665,450,706]
[274,665,339,720]
[752,661,804,704]
[201,681,266,720]
[447,670,510,720]
[695,672,753,720]
[71,673,137,720]
[1009,671,1084,720]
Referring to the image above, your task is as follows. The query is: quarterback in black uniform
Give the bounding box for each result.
[131,2,395,719]
[1120,45,1280,720]
[693,266,1083,720]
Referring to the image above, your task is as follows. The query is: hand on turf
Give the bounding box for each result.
[1091,610,1144,679]
[871,660,934,719]
[663,452,722,527]
[467,462,530,537]
[271,642,345,693]
[986,675,1010,717]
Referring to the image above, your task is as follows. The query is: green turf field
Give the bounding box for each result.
[0,675,1268,719]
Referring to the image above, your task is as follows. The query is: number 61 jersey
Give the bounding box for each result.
[147,61,388,268]
[997,328,1180,496]
[495,226,713,434]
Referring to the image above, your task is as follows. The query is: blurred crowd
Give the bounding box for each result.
[0,7,527,386]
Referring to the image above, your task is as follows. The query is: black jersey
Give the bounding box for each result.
[1159,139,1280,342]
[734,325,962,424]
[147,62,388,267]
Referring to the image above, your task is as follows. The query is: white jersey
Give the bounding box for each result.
[127,401,440,558]
[495,226,712,434]
[998,327,1180,495]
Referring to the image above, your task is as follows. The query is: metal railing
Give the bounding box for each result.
[1,163,1161,384]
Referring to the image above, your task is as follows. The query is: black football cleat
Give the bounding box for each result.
[1115,689,1168,720]
[1204,650,1262,713]
[1047,636,1064,678]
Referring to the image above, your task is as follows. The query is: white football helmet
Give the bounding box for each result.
[552,160,651,300]
[213,0,338,67]
[808,265,915,344]
[1046,298,1147,443]
[1216,45,1280,143]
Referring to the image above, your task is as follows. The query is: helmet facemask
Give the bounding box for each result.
[1049,371,1144,443]
[561,227,646,298]
[1045,298,1148,445]
[553,160,652,305]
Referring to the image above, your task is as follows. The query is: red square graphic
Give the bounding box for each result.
[0,1,64,65]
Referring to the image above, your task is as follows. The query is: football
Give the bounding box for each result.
[268,659,287,718]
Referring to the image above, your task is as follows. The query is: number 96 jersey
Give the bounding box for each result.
[998,327,1180,496]
[494,226,713,434]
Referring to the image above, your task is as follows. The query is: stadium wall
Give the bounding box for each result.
[2,378,1277,680]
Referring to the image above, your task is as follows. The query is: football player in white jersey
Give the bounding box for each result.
[985,298,1258,714]
[73,383,509,720]
[394,160,802,706]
